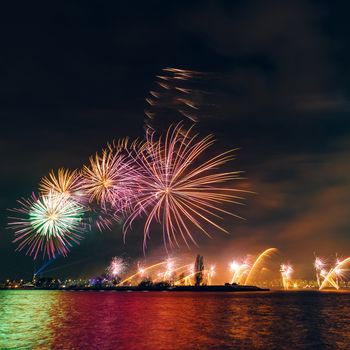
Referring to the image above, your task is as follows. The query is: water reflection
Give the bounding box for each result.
[1,290,350,349]
[0,290,59,349]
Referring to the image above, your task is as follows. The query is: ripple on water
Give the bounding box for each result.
[0,290,350,350]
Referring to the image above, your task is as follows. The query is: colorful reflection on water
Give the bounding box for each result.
[1,290,350,349]
[0,290,59,348]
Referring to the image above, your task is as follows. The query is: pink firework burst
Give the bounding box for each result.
[82,145,141,215]
[124,123,246,251]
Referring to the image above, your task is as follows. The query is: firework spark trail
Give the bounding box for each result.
[116,261,170,286]
[244,248,278,285]
[123,123,246,251]
[229,260,240,283]
[313,255,346,290]
[314,256,326,287]
[174,268,211,286]
[280,263,293,290]
[9,69,249,258]
[319,257,350,290]
[153,263,194,282]
[40,168,84,200]
[82,148,137,211]
[107,257,126,277]
[40,166,122,233]
[81,141,144,232]
[86,206,119,232]
[144,67,215,134]
[230,260,250,284]
[207,265,215,285]
[8,191,86,259]
[237,269,250,284]
[333,257,346,286]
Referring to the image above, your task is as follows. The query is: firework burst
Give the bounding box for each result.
[314,256,326,287]
[280,263,293,290]
[40,168,84,200]
[82,147,139,214]
[107,257,126,277]
[317,255,350,290]
[8,191,86,259]
[124,123,245,250]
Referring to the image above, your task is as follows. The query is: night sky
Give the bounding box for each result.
[1,1,350,281]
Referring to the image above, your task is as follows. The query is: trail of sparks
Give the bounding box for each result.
[107,257,126,277]
[280,263,293,290]
[244,248,278,285]
[9,69,248,258]
[82,147,139,213]
[124,123,245,251]
[174,269,210,286]
[8,192,86,259]
[40,168,84,200]
[230,260,250,284]
[144,67,214,134]
[117,261,169,286]
[319,257,350,290]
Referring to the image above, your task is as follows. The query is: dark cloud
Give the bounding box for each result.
[181,0,349,119]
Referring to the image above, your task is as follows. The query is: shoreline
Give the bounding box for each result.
[0,285,269,292]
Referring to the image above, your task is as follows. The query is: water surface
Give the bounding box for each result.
[0,290,349,349]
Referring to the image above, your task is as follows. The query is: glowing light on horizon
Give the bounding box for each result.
[107,257,126,277]
[320,257,350,290]
[117,260,170,286]
[153,262,193,283]
[229,261,240,272]
[280,263,293,290]
[244,248,278,285]
[175,268,210,286]
[314,256,326,287]
[229,259,250,284]
[207,265,216,285]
